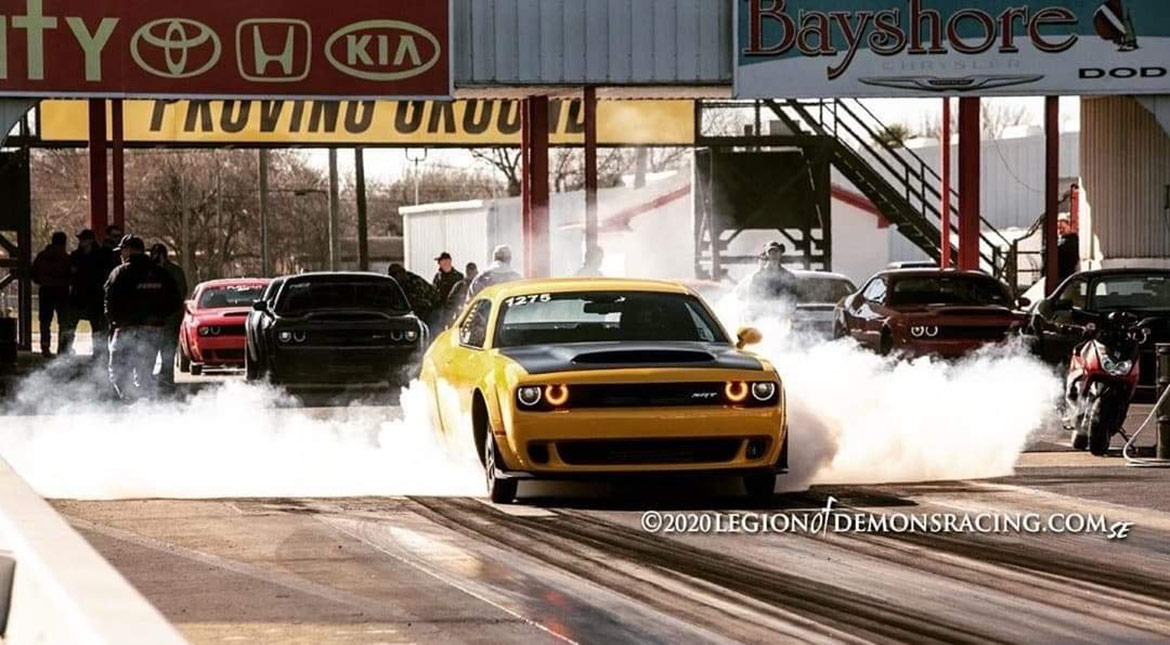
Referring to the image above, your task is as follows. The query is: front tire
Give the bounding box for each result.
[178,346,191,373]
[484,436,517,504]
[244,348,261,382]
[878,329,894,356]
[743,472,777,502]
[1087,397,1113,456]
[190,363,203,376]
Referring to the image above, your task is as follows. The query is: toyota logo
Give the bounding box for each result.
[132,18,222,79]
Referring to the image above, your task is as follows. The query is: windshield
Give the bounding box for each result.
[198,285,266,310]
[495,291,728,348]
[794,277,855,304]
[276,279,409,315]
[888,275,1011,307]
[1092,274,1170,312]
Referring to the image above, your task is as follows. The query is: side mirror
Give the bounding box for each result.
[1016,297,1031,309]
[737,327,763,349]
[252,300,268,312]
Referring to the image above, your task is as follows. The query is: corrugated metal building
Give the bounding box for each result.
[1081,96,1170,268]
[453,0,732,91]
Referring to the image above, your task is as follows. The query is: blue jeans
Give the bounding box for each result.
[108,327,163,402]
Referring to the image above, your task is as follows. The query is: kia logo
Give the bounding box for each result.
[325,20,441,82]
[132,18,222,79]
[236,19,312,82]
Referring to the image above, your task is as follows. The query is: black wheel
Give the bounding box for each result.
[743,472,777,502]
[483,435,517,504]
[878,329,894,356]
[178,347,191,373]
[832,320,847,340]
[244,349,260,381]
[1087,398,1112,456]
[1072,432,1089,451]
[190,363,203,376]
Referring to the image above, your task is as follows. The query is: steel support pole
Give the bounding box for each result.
[111,99,125,230]
[940,97,952,269]
[355,147,370,272]
[957,98,981,271]
[583,87,599,259]
[258,149,270,276]
[1044,96,1061,296]
[327,149,340,271]
[522,97,550,278]
[87,99,108,240]
[1159,344,1170,461]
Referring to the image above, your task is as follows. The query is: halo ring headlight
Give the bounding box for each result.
[292,331,307,343]
[517,386,543,407]
[751,382,777,402]
[545,384,570,407]
[725,381,749,403]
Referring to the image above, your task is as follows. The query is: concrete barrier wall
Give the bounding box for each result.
[0,458,187,645]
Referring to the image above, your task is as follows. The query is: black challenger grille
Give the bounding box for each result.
[569,382,728,408]
[555,438,743,466]
[935,325,1011,341]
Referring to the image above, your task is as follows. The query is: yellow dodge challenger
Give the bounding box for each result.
[420,278,788,503]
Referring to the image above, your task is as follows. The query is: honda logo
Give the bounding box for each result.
[237,19,312,82]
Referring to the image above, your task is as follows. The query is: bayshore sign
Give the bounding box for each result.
[736,0,1170,98]
[0,0,450,98]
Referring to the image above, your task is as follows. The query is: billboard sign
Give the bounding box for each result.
[0,0,450,98]
[38,99,697,146]
[736,0,1170,98]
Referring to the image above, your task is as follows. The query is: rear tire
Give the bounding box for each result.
[484,435,517,504]
[743,472,777,502]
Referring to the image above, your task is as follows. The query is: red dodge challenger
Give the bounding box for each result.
[180,278,271,375]
[833,269,1028,358]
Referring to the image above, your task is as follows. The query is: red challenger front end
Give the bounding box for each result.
[836,270,1028,358]
[179,278,270,375]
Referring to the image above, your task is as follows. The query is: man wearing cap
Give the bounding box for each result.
[104,235,182,402]
[468,245,523,299]
[445,262,478,324]
[431,252,464,328]
[744,241,797,302]
[30,231,71,357]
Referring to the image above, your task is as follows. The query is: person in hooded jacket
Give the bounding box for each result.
[31,231,71,356]
[104,235,182,402]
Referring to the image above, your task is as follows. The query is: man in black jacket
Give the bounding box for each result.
[64,229,106,360]
[104,235,182,401]
[31,231,71,356]
[431,252,463,330]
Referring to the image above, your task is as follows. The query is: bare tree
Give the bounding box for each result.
[982,103,1032,138]
[469,148,522,196]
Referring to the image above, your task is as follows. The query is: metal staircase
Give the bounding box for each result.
[764,98,1011,277]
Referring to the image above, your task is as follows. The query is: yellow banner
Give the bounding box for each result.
[38,99,694,146]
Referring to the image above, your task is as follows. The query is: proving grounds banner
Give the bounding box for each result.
[736,0,1170,98]
[38,99,697,147]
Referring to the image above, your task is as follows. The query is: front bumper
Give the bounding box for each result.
[190,335,247,365]
[270,346,418,384]
[497,404,787,475]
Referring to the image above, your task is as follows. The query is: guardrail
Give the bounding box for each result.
[0,458,188,645]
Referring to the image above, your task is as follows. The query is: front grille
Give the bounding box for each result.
[556,438,743,466]
[570,382,728,408]
[206,349,244,362]
[219,325,245,337]
[302,329,413,347]
[935,326,1010,341]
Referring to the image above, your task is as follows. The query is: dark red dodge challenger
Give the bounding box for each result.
[834,269,1028,358]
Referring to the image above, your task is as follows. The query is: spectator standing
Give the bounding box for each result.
[431,252,464,328]
[104,235,182,402]
[64,229,106,359]
[468,245,522,299]
[445,262,478,324]
[574,246,605,278]
[388,263,440,328]
[30,231,71,356]
[150,243,189,388]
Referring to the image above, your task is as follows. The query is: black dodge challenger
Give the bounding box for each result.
[245,272,428,385]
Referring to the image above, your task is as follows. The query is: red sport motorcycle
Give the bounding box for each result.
[1063,311,1156,455]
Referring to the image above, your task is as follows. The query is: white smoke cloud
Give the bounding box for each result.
[715,294,1063,492]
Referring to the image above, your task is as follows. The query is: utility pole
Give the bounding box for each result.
[355,147,370,272]
[327,149,341,271]
[258,149,270,276]
[405,148,427,205]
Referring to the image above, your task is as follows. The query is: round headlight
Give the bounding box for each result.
[209,326,222,336]
[545,384,570,407]
[292,331,307,343]
[405,329,418,342]
[278,331,293,343]
[198,326,210,337]
[910,326,925,338]
[751,382,777,402]
[725,381,749,403]
[517,386,542,407]
[390,330,404,342]
[925,326,939,338]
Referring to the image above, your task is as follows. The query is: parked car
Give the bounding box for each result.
[791,270,856,337]
[179,278,271,375]
[834,269,1028,357]
[420,278,788,504]
[1025,268,1170,399]
[245,273,427,385]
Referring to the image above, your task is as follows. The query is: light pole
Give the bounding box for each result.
[405,148,428,205]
